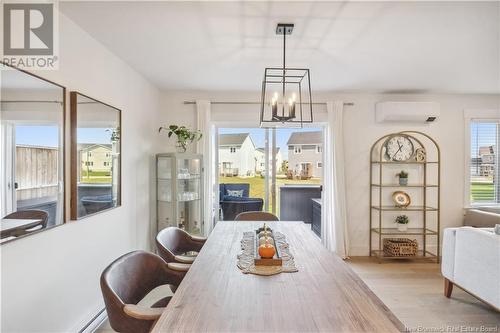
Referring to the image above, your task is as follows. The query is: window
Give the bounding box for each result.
[317,162,322,168]
[469,121,499,205]
[317,145,323,153]
[294,146,302,154]
[230,147,236,153]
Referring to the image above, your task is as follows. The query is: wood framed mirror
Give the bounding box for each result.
[0,62,66,244]
[70,92,121,220]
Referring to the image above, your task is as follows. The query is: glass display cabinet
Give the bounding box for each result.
[156,153,203,235]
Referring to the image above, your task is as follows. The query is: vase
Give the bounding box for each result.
[397,224,408,232]
[399,177,408,186]
[176,141,187,153]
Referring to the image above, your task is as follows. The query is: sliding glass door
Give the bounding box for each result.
[217,126,323,221]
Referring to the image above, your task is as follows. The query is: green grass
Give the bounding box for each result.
[80,170,112,184]
[80,177,111,184]
[81,170,111,177]
[219,176,321,215]
[471,182,495,202]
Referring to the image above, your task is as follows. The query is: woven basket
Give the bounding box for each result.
[383,238,418,257]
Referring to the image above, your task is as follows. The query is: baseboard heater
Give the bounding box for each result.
[79,308,107,333]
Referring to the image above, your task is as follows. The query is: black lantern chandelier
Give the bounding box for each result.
[260,23,313,128]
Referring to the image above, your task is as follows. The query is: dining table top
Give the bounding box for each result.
[1,218,43,238]
[152,221,404,333]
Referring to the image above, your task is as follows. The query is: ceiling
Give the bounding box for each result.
[60,1,500,93]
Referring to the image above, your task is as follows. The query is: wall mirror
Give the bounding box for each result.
[0,63,66,244]
[70,92,121,220]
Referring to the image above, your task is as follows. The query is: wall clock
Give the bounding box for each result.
[392,191,411,208]
[384,135,415,161]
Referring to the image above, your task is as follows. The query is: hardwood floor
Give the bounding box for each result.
[97,257,499,332]
[347,257,500,331]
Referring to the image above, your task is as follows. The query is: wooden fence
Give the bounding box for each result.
[16,145,59,201]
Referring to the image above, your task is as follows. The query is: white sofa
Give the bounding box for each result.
[442,227,500,310]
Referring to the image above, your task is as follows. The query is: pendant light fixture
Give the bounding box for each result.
[260,23,313,128]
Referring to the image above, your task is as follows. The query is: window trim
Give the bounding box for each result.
[464,109,500,208]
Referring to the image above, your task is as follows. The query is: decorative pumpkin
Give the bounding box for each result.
[258,239,276,259]
[258,230,271,238]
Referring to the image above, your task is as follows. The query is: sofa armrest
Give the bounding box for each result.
[454,228,500,309]
[441,228,459,280]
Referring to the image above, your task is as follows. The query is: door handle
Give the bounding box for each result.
[14,182,18,189]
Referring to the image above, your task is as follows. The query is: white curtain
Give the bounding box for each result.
[322,101,349,258]
[196,100,216,236]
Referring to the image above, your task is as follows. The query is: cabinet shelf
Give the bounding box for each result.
[371,184,438,188]
[178,176,201,180]
[158,198,200,203]
[371,250,438,261]
[371,228,438,235]
[371,161,438,165]
[371,205,438,211]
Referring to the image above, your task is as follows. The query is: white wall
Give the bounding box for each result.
[1,13,161,332]
[159,91,499,256]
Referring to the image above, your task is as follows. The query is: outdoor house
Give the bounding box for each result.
[287,131,323,179]
[255,147,283,175]
[78,143,113,175]
[218,133,256,177]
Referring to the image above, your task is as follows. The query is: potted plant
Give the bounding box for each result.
[395,215,409,232]
[396,170,408,186]
[159,125,202,153]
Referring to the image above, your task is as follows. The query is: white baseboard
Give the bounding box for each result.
[79,308,107,333]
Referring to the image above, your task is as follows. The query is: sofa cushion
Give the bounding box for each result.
[464,209,500,228]
[223,195,251,202]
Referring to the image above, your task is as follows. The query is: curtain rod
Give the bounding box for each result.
[1,100,63,104]
[183,101,354,106]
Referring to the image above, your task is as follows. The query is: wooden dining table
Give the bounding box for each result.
[0,218,43,239]
[152,221,404,332]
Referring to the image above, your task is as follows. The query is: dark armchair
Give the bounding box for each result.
[219,183,264,220]
[100,251,185,333]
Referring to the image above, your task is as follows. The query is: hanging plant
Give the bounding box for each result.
[159,125,202,153]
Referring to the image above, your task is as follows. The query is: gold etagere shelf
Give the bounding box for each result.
[369,131,440,263]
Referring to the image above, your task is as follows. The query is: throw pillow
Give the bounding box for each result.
[223,195,248,202]
[227,190,244,197]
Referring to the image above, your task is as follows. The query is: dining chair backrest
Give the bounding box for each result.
[100,251,183,333]
[235,211,279,221]
[3,210,48,228]
[156,227,205,263]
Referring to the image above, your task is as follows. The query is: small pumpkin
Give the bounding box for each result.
[258,230,271,238]
[258,239,276,259]
[259,236,274,246]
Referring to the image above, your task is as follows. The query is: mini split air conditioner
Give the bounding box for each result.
[375,102,440,123]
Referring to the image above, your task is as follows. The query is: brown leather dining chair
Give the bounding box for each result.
[235,211,279,221]
[156,227,206,269]
[2,210,48,237]
[100,251,185,333]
